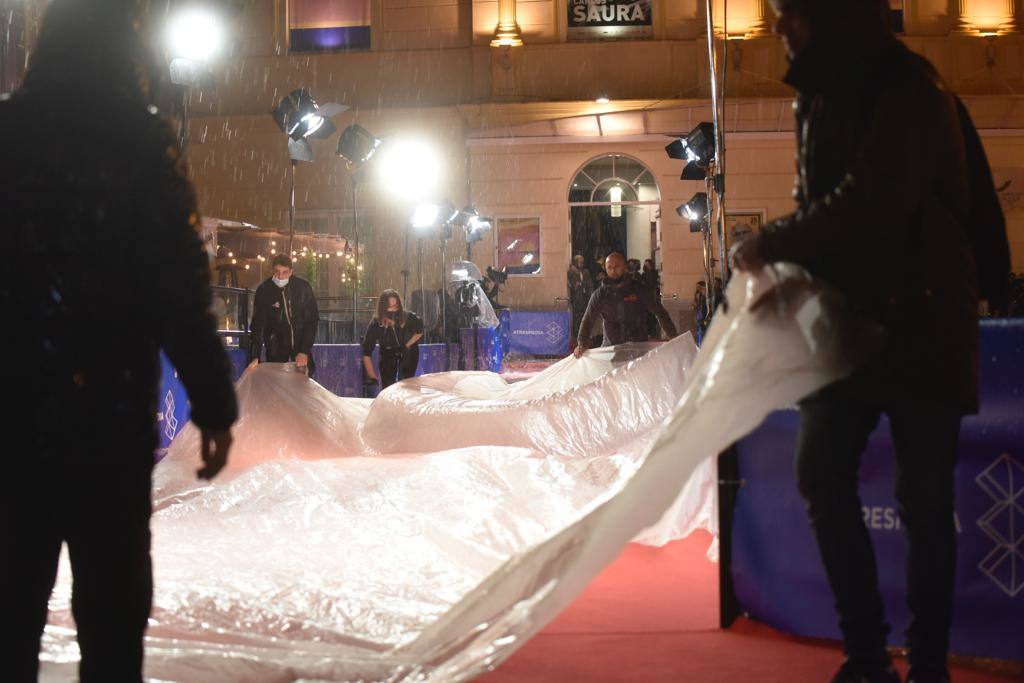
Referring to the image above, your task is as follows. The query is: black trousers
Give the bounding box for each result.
[2,442,155,683]
[379,346,418,388]
[796,379,960,671]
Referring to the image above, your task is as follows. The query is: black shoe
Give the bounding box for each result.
[906,667,951,683]
[829,659,901,683]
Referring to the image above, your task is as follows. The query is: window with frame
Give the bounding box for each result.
[288,0,371,53]
[495,218,542,276]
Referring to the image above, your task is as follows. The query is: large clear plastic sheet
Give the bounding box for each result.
[39,265,854,682]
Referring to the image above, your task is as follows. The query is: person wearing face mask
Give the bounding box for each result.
[573,252,677,358]
[249,254,320,378]
[362,289,424,389]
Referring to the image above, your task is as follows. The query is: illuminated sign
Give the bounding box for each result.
[568,0,652,40]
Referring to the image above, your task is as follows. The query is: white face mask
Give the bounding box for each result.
[273,277,290,288]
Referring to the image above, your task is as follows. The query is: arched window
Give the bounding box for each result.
[568,154,661,284]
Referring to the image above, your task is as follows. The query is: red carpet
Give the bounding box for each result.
[479,532,1021,682]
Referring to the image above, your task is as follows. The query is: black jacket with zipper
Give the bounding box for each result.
[249,277,319,363]
[759,38,1008,414]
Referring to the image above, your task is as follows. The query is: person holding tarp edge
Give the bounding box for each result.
[731,2,1010,683]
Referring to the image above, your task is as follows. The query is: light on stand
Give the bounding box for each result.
[666,121,723,323]
[677,192,710,233]
[454,205,493,260]
[271,88,346,256]
[336,123,382,341]
[166,6,225,149]
[377,137,442,202]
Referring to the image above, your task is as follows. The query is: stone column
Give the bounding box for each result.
[746,0,774,37]
[491,0,523,46]
[954,0,1022,33]
[949,0,974,33]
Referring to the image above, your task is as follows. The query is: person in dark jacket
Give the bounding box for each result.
[567,254,593,351]
[732,2,1010,682]
[574,252,678,357]
[0,2,238,681]
[641,258,662,337]
[249,254,320,378]
[362,289,424,389]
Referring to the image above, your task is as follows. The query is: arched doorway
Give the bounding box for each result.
[568,154,661,281]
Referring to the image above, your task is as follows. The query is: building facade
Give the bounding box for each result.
[6,0,1023,330]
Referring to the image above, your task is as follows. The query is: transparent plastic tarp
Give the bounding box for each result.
[39,265,853,682]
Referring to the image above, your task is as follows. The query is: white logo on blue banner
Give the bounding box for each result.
[163,390,179,442]
[545,321,565,345]
[975,453,1024,597]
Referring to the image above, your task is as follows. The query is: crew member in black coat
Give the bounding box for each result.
[362,289,424,388]
[249,254,320,379]
[574,252,678,357]
[732,2,1010,682]
[0,2,238,680]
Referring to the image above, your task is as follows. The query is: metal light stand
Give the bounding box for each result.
[349,171,360,340]
[706,0,741,632]
[703,0,730,307]
[417,237,425,326]
[401,222,411,303]
[439,226,451,342]
[287,160,297,255]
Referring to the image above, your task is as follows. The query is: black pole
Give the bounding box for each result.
[287,161,296,255]
[179,88,189,152]
[440,237,447,342]
[402,222,410,303]
[418,237,425,327]
[718,445,743,628]
[351,175,359,341]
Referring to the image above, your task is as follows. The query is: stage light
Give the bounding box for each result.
[665,122,716,180]
[677,192,710,233]
[337,124,381,166]
[167,7,222,62]
[272,89,341,143]
[596,96,610,104]
[377,137,442,202]
[165,6,225,90]
[411,203,442,230]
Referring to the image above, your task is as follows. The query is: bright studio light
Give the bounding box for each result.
[167,7,223,62]
[411,203,441,230]
[377,138,442,202]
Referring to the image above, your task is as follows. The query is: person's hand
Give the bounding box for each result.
[295,352,309,369]
[730,236,766,272]
[198,428,232,480]
[573,343,587,359]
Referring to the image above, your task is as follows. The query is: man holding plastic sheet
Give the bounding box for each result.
[574,252,678,358]
[0,2,239,680]
[732,2,1010,683]
[249,254,320,379]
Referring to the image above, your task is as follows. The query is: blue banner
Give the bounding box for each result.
[459,327,504,372]
[731,319,1024,660]
[156,348,248,451]
[507,311,571,355]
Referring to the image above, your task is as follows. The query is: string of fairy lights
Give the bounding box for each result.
[214,239,364,283]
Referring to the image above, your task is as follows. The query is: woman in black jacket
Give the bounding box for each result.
[362,289,424,388]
